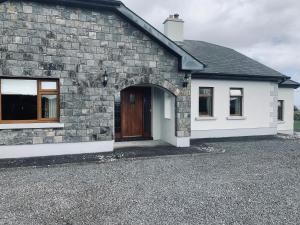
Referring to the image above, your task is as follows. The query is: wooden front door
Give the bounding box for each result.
[121,87,145,138]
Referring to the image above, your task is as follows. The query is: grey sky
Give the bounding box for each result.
[122,0,300,105]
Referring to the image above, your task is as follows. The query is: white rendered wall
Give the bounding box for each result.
[152,88,162,140]
[164,20,184,42]
[278,88,294,134]
[152,87,180,146]
[191,79,278,138]
[0,141,114,159]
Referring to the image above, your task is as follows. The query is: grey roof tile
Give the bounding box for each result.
[279,79,300,88]
[182,40,287,78]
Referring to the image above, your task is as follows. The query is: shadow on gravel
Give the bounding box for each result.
[0,142,223,169]
[0,135,282,169]
[193,135,280,143]
[113,142,222,159]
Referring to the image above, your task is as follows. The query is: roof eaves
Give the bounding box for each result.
[279,84,300,89]
[0,0,122,7]
[279,80,300,89]
[192,72,288,82]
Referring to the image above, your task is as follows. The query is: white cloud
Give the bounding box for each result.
[122,0,300,105]
[238,42,300,74]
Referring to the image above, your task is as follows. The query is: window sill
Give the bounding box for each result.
[0,123,64,130]
[195,117,217,121]
[278,121,285,124]
[226,116,247,120]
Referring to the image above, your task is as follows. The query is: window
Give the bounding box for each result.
[199,87,213,116]
[0,79,59,123]
[164,92,172,119]
[230,88,243,116]
[278,100,284,121]
[1,79,38,121]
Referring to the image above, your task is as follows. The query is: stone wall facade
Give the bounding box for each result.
[0,1,191,146]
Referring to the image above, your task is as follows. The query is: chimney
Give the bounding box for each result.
[163,14,184,43]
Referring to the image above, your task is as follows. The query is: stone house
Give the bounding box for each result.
[0,0,298,159]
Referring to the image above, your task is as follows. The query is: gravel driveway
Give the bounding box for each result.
[0,137,299,225]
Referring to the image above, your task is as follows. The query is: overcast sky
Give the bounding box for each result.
[122,0,300,106]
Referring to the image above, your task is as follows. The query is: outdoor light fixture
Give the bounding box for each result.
[103,70,108,87]
[182,73,189,88]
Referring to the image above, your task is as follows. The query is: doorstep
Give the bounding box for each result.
[114,140,169,149]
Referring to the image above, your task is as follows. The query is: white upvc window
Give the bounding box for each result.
[278,100,284,121]
[199,87,213,117]
[230,88,243,116]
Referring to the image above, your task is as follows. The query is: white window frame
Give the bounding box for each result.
[199,87,214,117]
[229,88,244,117]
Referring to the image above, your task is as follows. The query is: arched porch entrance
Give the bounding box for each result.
[114,85,177,146]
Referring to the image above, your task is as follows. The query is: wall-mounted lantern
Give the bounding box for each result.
[103,70,108,87]
[182,73,189,88]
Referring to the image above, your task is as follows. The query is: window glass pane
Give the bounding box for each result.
[1,79,37,120]
[42,95,58,119]
[129,93,136,105]
[199,88,212,96]
[199,96,212,116]
[230,89,242,96]
[199,88,213,116]
[1,79,37,95]
[230,97,242,116]
[41,81,57,90]
[278,100,283,121]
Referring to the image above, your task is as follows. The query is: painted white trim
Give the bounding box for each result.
[195,117,217,121]
[278,129,294,135]
[0,123,64,130]
[0,141,114,159]
[191,127,277,139]
[226,116,247,120]
[175,137,190,147]
[277,121,285,124]
[159,135,190,148]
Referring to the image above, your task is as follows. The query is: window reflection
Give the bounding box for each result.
[1,79,37,120]
[42,95,57,119]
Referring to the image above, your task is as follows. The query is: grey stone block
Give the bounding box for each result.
[0,0,191,146]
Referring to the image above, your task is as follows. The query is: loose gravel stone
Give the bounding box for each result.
[0,138,299,225]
